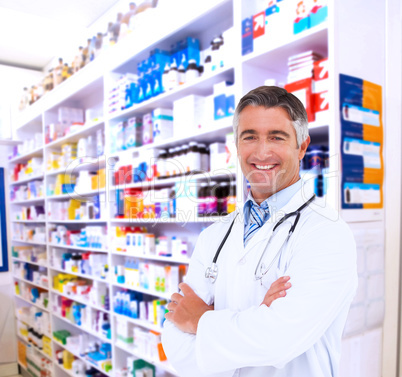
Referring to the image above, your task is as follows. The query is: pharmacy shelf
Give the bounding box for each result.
[113,312,162,333]
[53,340,112,377]
[111,251,190,265]
[111,119,233,161]
[48,219,107,224]
[51,289,110,315]
[12,240,47,246]
[46,188,105,200]
[242,22,328,70]
[50,266,109,284]
[12,257,48,268]
[54,362,77,377]
[12,220,46,224]
[109,66,234,122]
[0,138,22,146]
[48,244,108,253]
[112,282,172,301]
[54,361,108,377]
[114,342,177,376]
[10,174,44,186]
[16,317,51,338]
[53,312,111,344]
[17,335,52,361]
[10,198,45,205]
[15,295,49,312]
[45,120,105,149]
[45,156,106,177]
[13,275,49,291]
[17,360,28,374]
[111,171,236,191]
[110,216,224,224]
[9,147,44,164]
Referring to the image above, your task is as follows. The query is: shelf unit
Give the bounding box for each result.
[8,1,386,376]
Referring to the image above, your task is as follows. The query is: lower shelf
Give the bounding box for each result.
[114,342,177,376]
[17,335,52,361]
[53,340,112,377]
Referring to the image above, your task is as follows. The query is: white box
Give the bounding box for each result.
[173,95,206,136]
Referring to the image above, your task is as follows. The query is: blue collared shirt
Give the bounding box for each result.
[243,180,302,245]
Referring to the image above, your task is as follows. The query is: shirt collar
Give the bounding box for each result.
[244,179,303,218]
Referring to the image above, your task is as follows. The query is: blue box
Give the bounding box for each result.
[150,49,171,72]
[175,37,200,69]
[226,94,235,117]
[294,16,310,34]
[266,4,279,16]
[214,94,227,120]
[129,82,140,105]
[310,6,327,27]
[151,69,163,97]
[242,17,253,56]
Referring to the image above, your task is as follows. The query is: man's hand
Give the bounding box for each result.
[261,276,292,307]
[165,282,214,335]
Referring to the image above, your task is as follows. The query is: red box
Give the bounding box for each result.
[313,58,329,81]
[253,11,265,39]
[285,78,315,122]
[314,91,329,113]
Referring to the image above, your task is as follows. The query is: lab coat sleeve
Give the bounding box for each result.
[195,218,358,374]
[161,228,236,377]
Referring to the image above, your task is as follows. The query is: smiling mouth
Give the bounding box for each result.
[254,164,277,171]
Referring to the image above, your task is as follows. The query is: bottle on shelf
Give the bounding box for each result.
[227,180,237,214]
[185,59,200,83]
[167,59,179,90]
[218,181,230,215]
[197,182,209,217]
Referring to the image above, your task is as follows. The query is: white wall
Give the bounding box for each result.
[0,65,42,365]
[0,144,17,364]
[0,64,43,139]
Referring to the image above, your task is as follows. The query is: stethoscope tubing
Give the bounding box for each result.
[205,194,316,283]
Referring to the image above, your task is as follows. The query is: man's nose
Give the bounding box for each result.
[254,140,272,160]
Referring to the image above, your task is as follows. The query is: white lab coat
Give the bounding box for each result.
[162,184,357,377]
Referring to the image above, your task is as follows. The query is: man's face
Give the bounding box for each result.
[237,105,310,203]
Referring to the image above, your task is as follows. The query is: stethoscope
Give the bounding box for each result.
[205,194,316,284]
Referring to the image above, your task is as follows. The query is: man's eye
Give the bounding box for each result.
[244,136,255,140]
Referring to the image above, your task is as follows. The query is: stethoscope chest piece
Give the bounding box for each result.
[205,263,218,283]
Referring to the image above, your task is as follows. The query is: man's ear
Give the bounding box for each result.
[298,136,310,160]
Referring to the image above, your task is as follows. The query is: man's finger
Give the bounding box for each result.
[264,290,287,307]
[166,302,177,311]
[179,282,196,297]
[270,276,290,290]
[171,293,183,303]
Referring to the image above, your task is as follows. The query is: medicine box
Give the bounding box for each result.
[209,142,227,172]
[125,117,143,149]
[142,113,153,145]
[285,78,315,122]
[310,2,328,27]
[173,95,206,136]
[152,108,173,142]
[226,133,237,171]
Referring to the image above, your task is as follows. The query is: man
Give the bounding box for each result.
[162,86,357,377]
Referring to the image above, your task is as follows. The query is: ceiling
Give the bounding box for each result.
[0,0,122,71]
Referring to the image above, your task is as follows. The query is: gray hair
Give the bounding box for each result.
[233,86,309,147]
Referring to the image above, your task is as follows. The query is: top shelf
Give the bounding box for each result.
[242,22,328,69]
[109,66,234,122]
[45,119,105,149]
[15,0,233,130]
[9,146,44,164]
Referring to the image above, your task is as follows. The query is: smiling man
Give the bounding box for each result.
[162,86,357,377]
